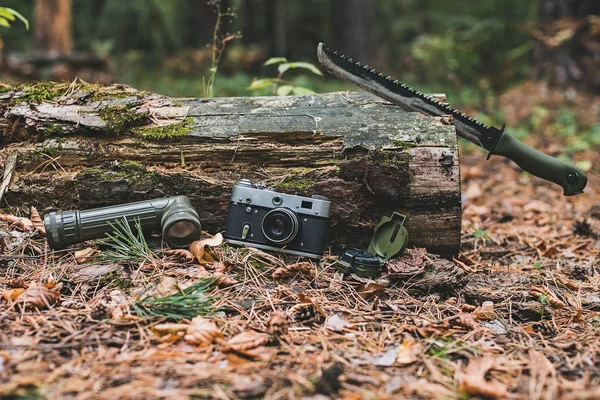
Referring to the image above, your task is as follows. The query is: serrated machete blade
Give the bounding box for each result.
[317,42,503,152]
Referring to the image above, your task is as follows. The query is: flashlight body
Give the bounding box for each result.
[44,196,201,249]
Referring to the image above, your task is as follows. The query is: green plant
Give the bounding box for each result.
[132,277,218,321]
[204,2,240,98]
[0,7,28,51]
[100,217,154,263]
[538,294,549,319]
[248,57,323,96]
[470,225,491,244]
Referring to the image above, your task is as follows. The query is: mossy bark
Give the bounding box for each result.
[1,86,461,255]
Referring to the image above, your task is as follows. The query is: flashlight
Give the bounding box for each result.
[43,196,202,249]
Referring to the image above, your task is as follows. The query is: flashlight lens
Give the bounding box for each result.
[165,221,200,247]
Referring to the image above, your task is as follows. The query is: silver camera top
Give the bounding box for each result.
[230,179,332,218]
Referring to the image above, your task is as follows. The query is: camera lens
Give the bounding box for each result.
[262,208,299,244]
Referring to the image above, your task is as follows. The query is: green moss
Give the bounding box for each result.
[0,84,10,93]
[390,140,418,150]
[98,104,149,134]
[134,117,194,140]
[80,161,152,182]
[43,122,67,136]
[368,150,410,169]
[15,82,66,104]
[273,177,314,191]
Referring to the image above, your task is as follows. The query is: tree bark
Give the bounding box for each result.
[534,0,600,91]
[0,84,461,256]
[34,0,73,56]
[330,0,377,66]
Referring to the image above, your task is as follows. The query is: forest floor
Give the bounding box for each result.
[0,82,599,400]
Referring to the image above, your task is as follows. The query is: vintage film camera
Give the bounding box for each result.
[44,196,202,249]
[224,179,331,259]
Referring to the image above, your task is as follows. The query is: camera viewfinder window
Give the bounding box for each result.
[301,201,313,209]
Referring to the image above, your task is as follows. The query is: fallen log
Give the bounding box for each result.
[0,82,461,255]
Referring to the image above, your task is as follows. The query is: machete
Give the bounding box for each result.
[317,43,587,196]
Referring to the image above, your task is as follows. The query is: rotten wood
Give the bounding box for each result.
[0,84,461,255]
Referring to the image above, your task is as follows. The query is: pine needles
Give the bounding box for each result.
[100,217,154,263]
[132,277,219,321]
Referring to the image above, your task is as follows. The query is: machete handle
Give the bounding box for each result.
[492,132,587,196]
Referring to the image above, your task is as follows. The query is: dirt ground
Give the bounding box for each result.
[1,84,599,400]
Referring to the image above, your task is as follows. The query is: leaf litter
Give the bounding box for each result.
[1,86,600,398]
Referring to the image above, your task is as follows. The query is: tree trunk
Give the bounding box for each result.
[34,0,72,56]
[534,0,600,91]
[0,83,461,256]
[330,0,377,66]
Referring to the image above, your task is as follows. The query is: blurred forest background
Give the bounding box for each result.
[0,0,598,159]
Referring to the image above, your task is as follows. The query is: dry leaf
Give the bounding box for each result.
[189,233,224,262]
[267,311,288,337]
[459,357,507,399]
[396,337,423,365]
[272,262,315,279]
[213,260,231,274]
[2,288,25,301]
[358,282,387,300]
[30,207,45,234]
[73,247,100,263]
[14,284,60,310]
[387,247,427,277]
[0,214,33,231]
[326,314,353,332]
[153,323,189,343]
[163,249,195,263]
[472,301,495,320]
[213,273,238,287]
[197,252,215,265]
[149,276,179,297]
[530,285,567,308]
[222,330,270,358]
[454,313,478,330]
[184,316,224,347]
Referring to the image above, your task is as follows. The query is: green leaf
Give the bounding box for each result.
[277,63,291,75]
[0,18,10,28]
[0,8,29,30]
[276,85,294,96]
[264,57,287,66]
[291,86,317,95]
[0,9,15,21]
[288,61,323,76]
[247,78,274,90]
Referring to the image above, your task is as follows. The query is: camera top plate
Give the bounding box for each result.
[230,180,332,218]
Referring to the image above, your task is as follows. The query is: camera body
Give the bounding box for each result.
[224,179,331,259]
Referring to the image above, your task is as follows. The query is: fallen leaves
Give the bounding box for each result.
[0,213,33,231]
[4,284,61,310]
[396,337,423,365]
[387,247,427,277]
[73,247,100,263]
[184,316,224,347]
[222,330,271,359]
[272,262,315,279]
[30,207,45,234]
[458,357,507,399]
[189,233,223,264]
[163,249,195,263]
